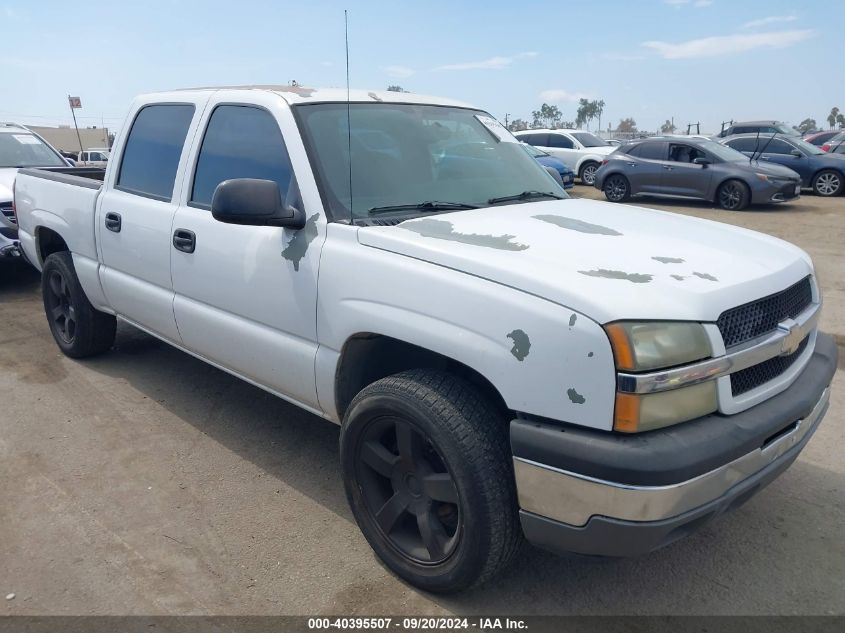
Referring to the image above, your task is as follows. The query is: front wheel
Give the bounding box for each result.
[41,251,116,358]
[603,174,631,202]
[717,179,750,211]
[579,162,600,186]
[340,369,521,593]
[812,170,843,196]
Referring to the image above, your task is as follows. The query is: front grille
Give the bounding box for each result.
[730,335,810,396]
[717,277,812,348]
[0,203,15,225]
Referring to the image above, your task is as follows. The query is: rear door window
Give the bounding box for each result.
[547,134,574,149]
[190,105,294,208]
[117,104,195,201]
[761,139,795,155]
[627,142,665,160]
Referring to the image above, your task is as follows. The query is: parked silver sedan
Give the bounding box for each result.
[593,136,803,210]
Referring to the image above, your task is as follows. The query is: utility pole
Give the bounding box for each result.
[504,113,510,129]
[68,95,84,155]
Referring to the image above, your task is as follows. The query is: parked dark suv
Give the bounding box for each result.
[594,137,802,210]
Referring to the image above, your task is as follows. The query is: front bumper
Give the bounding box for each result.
[751,180,802,204]
[512,332,837,557]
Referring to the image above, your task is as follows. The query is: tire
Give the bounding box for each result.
[603,174,631,202]
[717,179,750,211]
[340,369,521,593]
[41,251,116,358]
[811,170,843,197]
[579,161,600,186]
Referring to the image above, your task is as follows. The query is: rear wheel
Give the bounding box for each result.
[603,174,631,202]
[717,179,750,211]
[812,170,843,196]
[579,161,600,186]
[340,369,521,593]
[41,252,116,358]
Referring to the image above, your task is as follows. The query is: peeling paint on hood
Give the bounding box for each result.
[357,198,813,323]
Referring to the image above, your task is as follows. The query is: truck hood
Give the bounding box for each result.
[0,168,16,202]
[357,199,813,324]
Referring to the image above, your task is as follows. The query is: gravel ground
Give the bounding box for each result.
[1,189,843,615]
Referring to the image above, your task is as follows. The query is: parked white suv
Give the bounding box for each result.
[514,128,615,185]
[13,87,837,592]
[0,122,70,259]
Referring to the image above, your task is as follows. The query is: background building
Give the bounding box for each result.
[27,125,111,153]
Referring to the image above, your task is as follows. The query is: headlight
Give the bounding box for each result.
[605,321,716,433]
[604,321,712,371]
[755,172,771,182]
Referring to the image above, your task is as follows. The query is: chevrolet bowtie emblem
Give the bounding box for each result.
[778,320,803,356]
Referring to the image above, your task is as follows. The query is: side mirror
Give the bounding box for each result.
[790,149,802,157]
[544,165,564,187]
[693,157,711,166]
[211,178,305,229]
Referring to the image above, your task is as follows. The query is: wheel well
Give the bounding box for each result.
[579,159,600,174]
[36,227,69,265]
[334,333,509,420]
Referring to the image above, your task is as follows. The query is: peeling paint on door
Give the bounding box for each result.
[281,214,320,271]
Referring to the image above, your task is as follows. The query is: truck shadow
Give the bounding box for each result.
[0,260,41,298]
[82,324,844,614]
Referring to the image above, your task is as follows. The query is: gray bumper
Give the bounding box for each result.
[512,332,836,557]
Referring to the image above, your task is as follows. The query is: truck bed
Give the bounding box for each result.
[14,167,105,272]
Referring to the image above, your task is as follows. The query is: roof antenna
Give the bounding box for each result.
[751,129,760,164]
[345,9,353,224]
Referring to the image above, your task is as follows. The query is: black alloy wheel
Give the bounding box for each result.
[355,416,461,564]
[45,268,77,344]
[717,180,749,210]
[604,175,630,202]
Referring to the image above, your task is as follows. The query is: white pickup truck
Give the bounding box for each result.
[14,86,837,593]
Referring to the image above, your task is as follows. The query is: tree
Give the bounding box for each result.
[838,114,845,129]
[797,118,817,134]
[531,103,563,129]
[575,98,606,130]
[387,85,405,92]
[660,119,677,134]
[507,118,529,132]
[828,107,840,129]
[617,118,637,134]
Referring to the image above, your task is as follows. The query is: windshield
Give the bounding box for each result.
[788,137,824,155]
[702,139,750,162]
[775,124,800,136]
[296,103,567,220]
[521,143,547,158]
[0,132,66,168]
[571,132,606,148]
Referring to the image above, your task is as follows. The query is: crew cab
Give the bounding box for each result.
[76,149,110,167]
[14,87,837,593]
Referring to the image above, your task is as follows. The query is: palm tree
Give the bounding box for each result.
[828,107,840,129]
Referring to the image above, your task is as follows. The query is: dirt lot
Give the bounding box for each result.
[1,190,843,616]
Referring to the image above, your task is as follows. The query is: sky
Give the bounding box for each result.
[1,0,842,136]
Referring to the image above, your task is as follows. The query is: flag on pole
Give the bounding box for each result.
[68,96,82,109]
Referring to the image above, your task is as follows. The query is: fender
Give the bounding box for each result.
[315,225,617,430]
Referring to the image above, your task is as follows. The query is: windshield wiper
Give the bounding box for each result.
[368,201,479,215]
[487,190,565,205]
